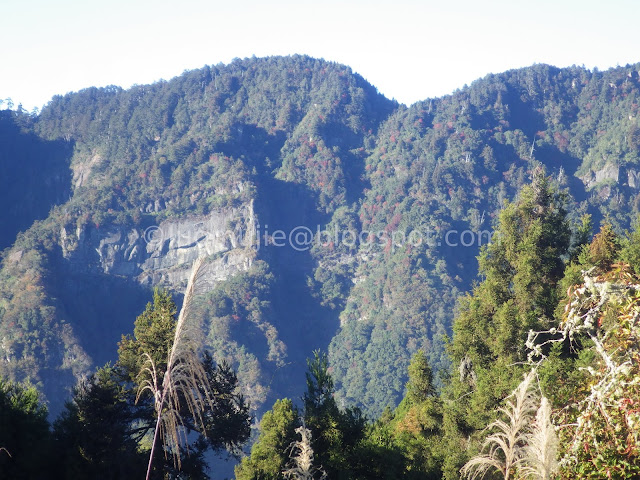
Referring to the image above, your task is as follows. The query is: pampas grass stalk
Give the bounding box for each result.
[461,369,538,480]
[521,396,558,480]
[136,257,212,480]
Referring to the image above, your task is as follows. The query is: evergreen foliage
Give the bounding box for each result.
[381,351,445,479]
[0,379,52,479]
[117,284,251,478]
[4,57,640,478]
[235,398,299,480]
[443,171,570,478]
[52,365,145,479]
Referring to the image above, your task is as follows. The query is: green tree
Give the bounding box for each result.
[53,365,146,479]
[406,350,437,404]
[386,351,444,479]
[588,223,619,271]
[568,213,593,262]
[303,351,366,480]
[236,353,402,480]
[443,171,570,479]
[450,170,570,367]
[620,215,640,274]
[118,281,250,478]
[118,288,178,384]
[235,399,300,480]
[0,379,52,479]
[349,420,407,480]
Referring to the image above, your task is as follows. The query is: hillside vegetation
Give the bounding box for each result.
[2,56,640,478]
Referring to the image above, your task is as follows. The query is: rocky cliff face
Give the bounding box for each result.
[580,163,620,189]
[579,164,640,193]
[628,169,640,189]
[59,200,257,292]
[0,200,259,416]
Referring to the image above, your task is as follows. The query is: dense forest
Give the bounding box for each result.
[2,56,640,478]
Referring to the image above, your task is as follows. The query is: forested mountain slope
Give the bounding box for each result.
[1,56,640,420]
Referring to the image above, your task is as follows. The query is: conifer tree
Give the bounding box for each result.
[117,281,250,478]
[52,366,145,479]
[587,223,619,271]
[235,399,300,480]
[388,351,444,479]
[406,350,437,403]
[0,380,52,479]
[302,351,366,480]
[443,170,570,479]
[236,352,400,480]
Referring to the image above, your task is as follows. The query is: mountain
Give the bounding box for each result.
[2,55,640,422]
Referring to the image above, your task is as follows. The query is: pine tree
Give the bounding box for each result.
[235,352,368,480]
[302,351,365,480]
[406,350,437,404]
[588,223,619,271]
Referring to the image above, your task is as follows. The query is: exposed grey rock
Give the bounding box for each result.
[628,169,640,189]
[580,163,640,191]
[580,163,620,189]
[71,154,102,189]
[598,185,612,200]
[595,164,619,183]
[61,201,256,291]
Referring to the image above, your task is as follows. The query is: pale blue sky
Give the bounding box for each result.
[2,0,639,111]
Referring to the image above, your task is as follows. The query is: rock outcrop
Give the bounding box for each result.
[628,169,640,189]
[579,164,640,192]
[580,163,620,189]
[60,200,256,291]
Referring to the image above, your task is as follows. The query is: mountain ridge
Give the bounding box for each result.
[2,55,640,421]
